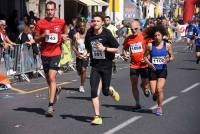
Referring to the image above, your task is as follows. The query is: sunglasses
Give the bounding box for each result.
[0,25,6,28]
[131,28,139,31]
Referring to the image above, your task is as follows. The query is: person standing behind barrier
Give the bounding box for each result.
[123,20,150,110]
[84,12,120,125]
[34,1,65,117]
[0,20,16,75]
[18,25,35,45]
[144,25,174,116]
[72,19,89,93]
[104,16,118,73]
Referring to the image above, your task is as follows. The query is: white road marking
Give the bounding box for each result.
[174,52,178,55]
[104,96,178,134]
[181,82,200,93]
[103,116,142,134]
[150,96,178,110]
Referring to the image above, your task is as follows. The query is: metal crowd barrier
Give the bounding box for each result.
[2,44,44,82]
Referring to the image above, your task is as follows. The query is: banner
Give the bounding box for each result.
[177,25,187,37]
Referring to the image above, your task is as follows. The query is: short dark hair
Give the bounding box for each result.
[92,12,105,21]
[46,1,56,9]
[104,16,110,19]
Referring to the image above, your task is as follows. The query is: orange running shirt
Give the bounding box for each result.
[123,32,148,69]
[34,18,65,57]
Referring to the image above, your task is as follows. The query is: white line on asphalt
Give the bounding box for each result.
[181,82,200,93]
[103,116,142,134]
[150,96,178,110]
[174,52,178,55]
[104,96,178,134]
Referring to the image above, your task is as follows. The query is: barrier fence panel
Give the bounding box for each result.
[1,42,77,83]
[2,44,44,82]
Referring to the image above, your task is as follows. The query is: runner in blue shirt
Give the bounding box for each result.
[185,21,196,51]
[194,21,200,64]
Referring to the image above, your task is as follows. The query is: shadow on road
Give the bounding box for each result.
[102,104,153,114]
[60,114,112,123]
[60,114,92,123]
[66,96,91,101]
[13,107,46,115]
[183,59,196,62]
[176,67,199,71]
[61,87,79,91]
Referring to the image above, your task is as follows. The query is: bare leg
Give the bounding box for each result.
[92,96,100,116]
[156,78,166,107]
[130,75,139,105]
[48,69,57,103]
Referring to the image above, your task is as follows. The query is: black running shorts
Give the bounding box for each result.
[149,69,167,80]
[41,55,61,74]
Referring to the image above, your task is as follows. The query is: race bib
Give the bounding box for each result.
[188,31,193,36]
[45,33,58,43]
[92,44,105,59]
[78,42,85,54]
[130,42,143,53]
[152,56,166,64]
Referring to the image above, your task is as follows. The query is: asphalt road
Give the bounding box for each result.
[0,40,199,134]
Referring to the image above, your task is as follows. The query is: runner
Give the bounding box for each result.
[34,1,65,117]
[84,12,120,125]
[185,21,196,51]
[194,20,200,64]
[104,16,118,73]
[72,19,89,92]
[144,25,174,116]
[123,20,150,110]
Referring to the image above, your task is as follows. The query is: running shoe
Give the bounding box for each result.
[132,104,142,111]
[79,86,85,93]
[152,94,157,101]
[91,115,102,125]
[46,106,54,117]
[113,65,117,73]
[109,86,120,102]
[54,87,62,104]
[143,89,151,97]
[196,59,200,64]
[140,84,151,97]
[155,107,163,116]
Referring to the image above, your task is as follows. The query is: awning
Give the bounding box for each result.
[92,0,109,6]
[78,0,99,6]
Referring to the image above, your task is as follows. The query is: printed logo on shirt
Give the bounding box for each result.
[54,26,61,32]
[129,42,143,53]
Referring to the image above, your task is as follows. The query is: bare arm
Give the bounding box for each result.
[122,47,130,61]
[34,33,46,43]
[144,43,156,70]
[166,43,174,62]
[96,42,118,53]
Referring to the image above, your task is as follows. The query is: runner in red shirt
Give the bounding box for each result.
[34,1,65,117]
[123,20,150,110]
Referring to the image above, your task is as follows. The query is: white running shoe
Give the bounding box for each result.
[46,106,54,117]
[9,69,16,75]
[79,86,85,93]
